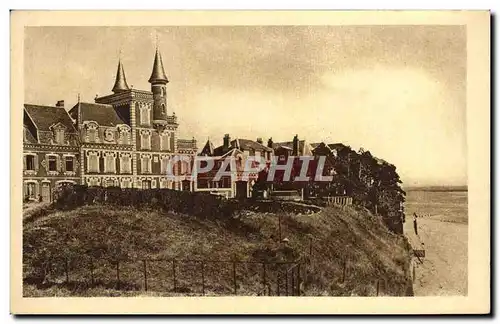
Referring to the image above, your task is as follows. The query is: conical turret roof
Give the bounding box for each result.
[149,47,169,84]
[112,59,130,93]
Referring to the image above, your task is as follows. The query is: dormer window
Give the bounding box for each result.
[117,125,130,145]
[55,129,65,144]
[85,122,99,143]
[50,123,67,145]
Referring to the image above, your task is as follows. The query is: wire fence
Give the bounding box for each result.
[24,255,306,296]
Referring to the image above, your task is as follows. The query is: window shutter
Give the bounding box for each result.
[62,156,66,172]
[34,155,39,172]
[151,179,156,188]
[23,155,27,170]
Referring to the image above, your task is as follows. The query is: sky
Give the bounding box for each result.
[24,26,467,187]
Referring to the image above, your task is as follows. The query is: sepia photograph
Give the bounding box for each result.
[10,10,490,314]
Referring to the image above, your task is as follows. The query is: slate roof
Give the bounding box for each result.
[24,104,76,132]
[327,143,345,151]
[23,126,37,143]
[70,102,128,127]
[273,140,312,155]
[212,138,273,157]
[200,139,215,156]
[149,47,169,84]
[232,139,273,152]
[311,142,345,152]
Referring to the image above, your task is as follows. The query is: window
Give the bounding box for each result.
[160,156,169,174]
[222,177,231,188]
[26,155,35,171]
[118,129,130,145]
[121,178,132,189]
[139,103,151,125]
[88,153,99,173]
[65,156,74,172]
[48,156,57,172]
[120,154,131,174]
[88,178,100,186]
[160,132,170,151]
[161,103,166,115]
[142,180,151,189]
[88,128,98,142]
[141,131,151,150]
[141,155,152,173]
[104,153,116,173]
[160,179,171,189]
[26,182,36,199]
[55,129,65,144]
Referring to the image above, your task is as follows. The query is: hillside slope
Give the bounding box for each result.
[23,203,414,297]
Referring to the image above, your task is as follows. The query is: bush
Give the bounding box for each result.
[53,185,237,220]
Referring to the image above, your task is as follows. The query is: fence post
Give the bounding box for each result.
[232,261,237,295]
[291,267,295,296]
[297,264,301,296]
[143,260,148,292]
[376,279,380,296]
[277,273,280,296]
[278,214,282,241]
[65,257,69,283]
[262,263,267,292]
[172,259,177,292]
[285,270,289,296]
[116,260,120,290]
[90,258,94,286]
[201,261,205,296]
[309,237,313,260]
[342,257,347,283]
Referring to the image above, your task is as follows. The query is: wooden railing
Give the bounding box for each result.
[325,196,353,206]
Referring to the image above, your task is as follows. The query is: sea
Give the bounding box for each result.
[404,189,468,224]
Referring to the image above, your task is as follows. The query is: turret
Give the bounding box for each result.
[149,47,169,125]
[112,59,130,93]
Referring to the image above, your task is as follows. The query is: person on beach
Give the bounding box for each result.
[413,213,418,236]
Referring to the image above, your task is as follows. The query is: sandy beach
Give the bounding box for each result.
[404,217,468,296]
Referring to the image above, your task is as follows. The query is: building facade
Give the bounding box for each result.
[23,47,197,202]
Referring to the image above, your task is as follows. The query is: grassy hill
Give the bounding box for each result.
[23,202,414,297]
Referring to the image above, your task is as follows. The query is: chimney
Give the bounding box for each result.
[267,137,273,148]
[293,134,299,156]
[223,134,230,150]
[256,137,263,144]
[56,100,65,108]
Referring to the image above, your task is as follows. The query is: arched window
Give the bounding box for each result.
[161,103,166,115]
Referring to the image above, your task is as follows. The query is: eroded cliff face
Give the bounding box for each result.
[23,202,413,296]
